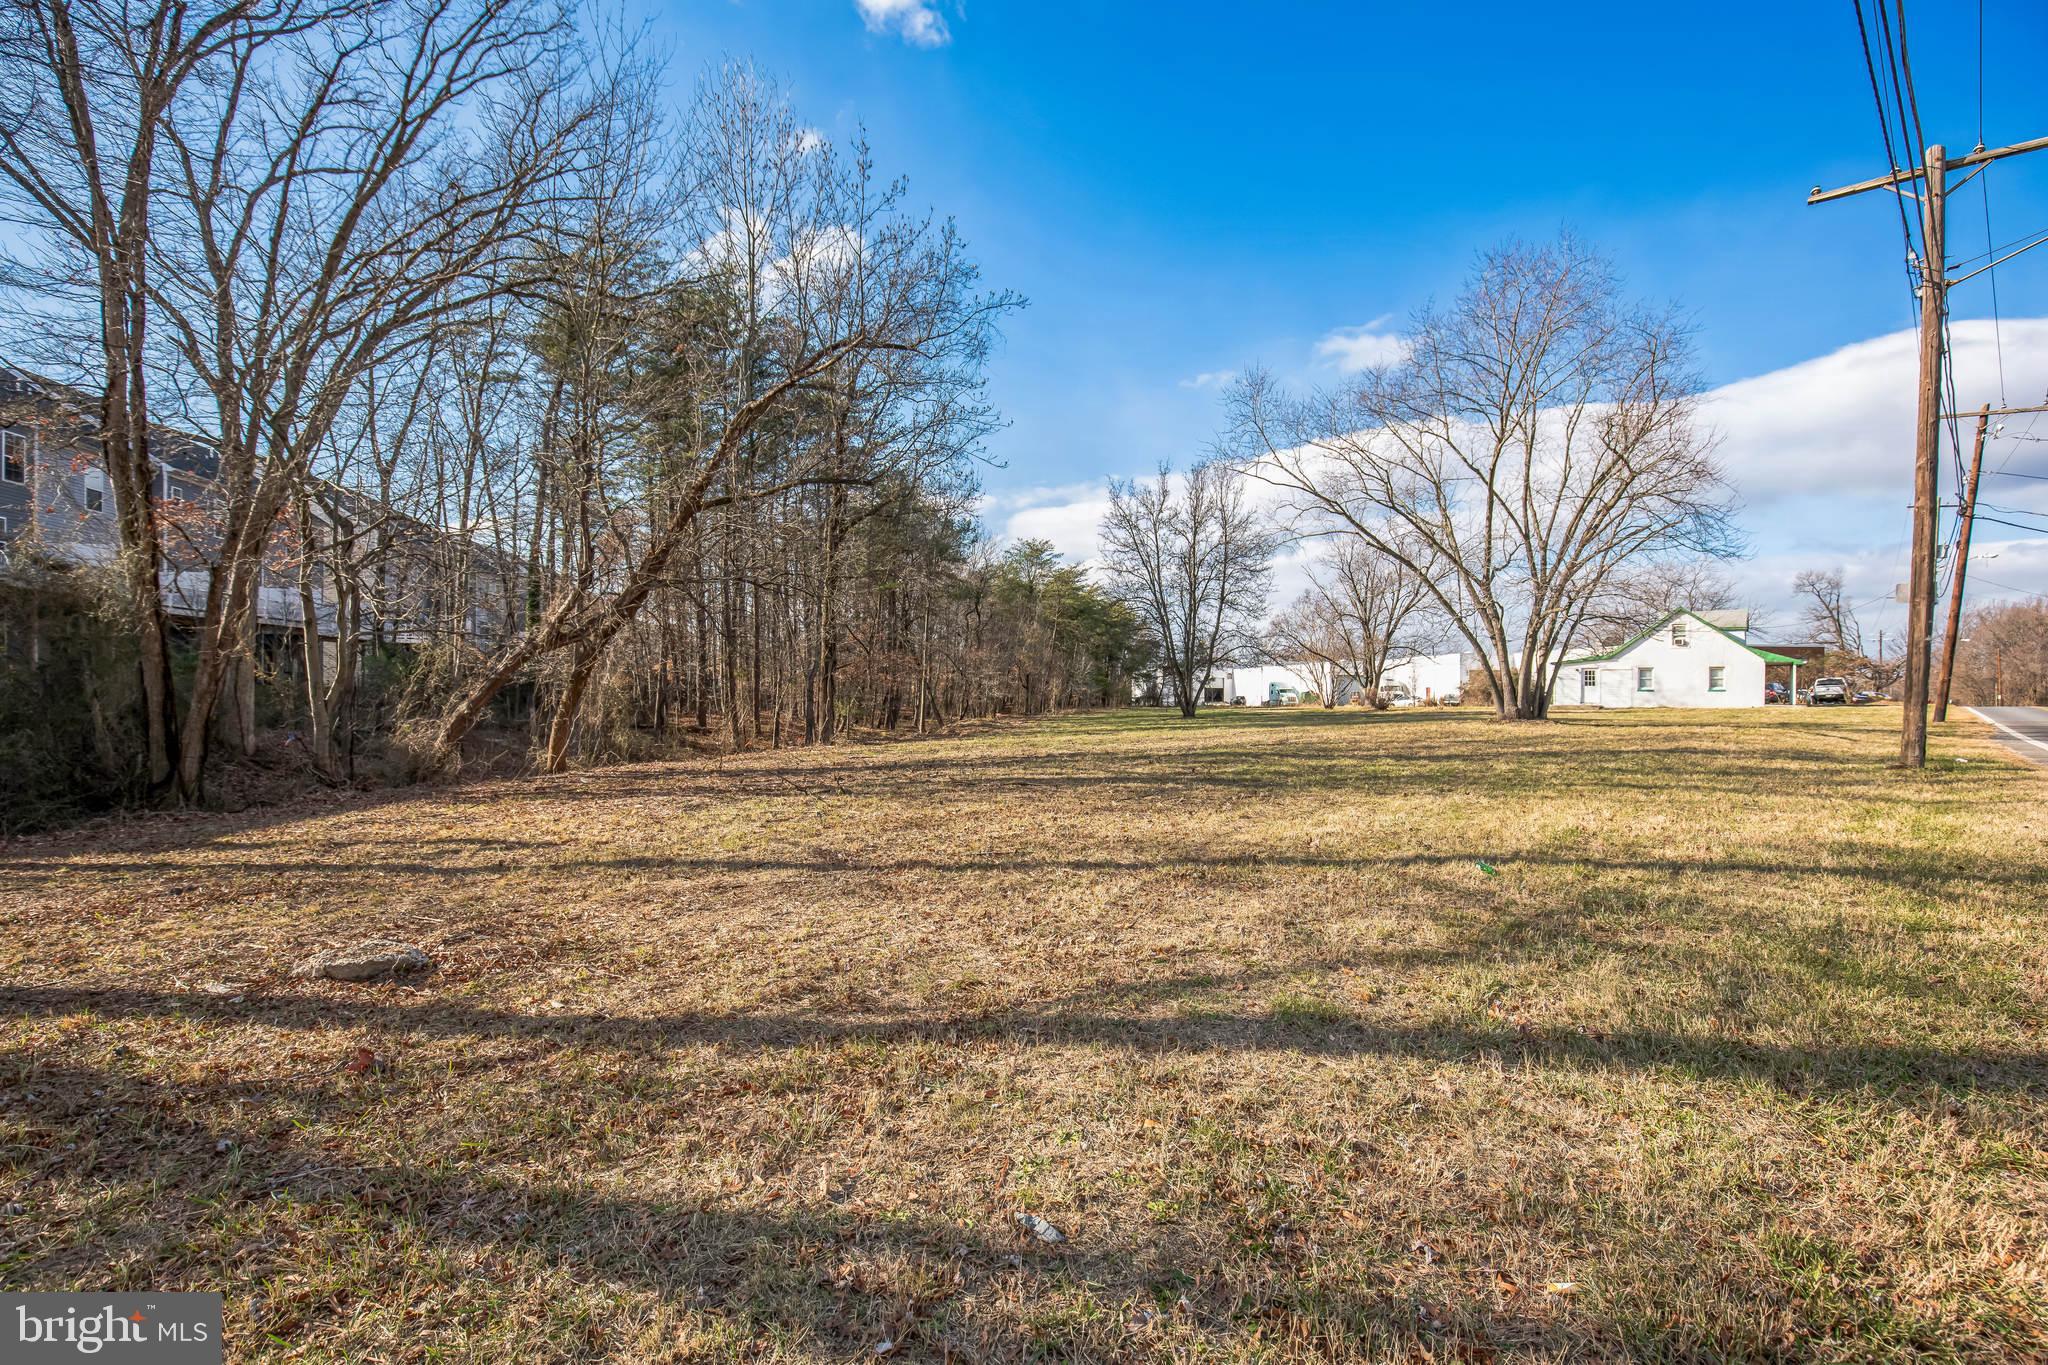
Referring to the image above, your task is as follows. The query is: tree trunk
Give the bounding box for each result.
[233,600,258,758]
[299,568,334,779]
[544,644,602,773]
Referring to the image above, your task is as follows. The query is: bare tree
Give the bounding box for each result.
[1586,557,1763,647]
[0,0,341,795]
[1228,237,1735,720]
[1098,460,1273,718]
[1792,567,1907,692]
[1266,537,1430,707]
[1793,568,1864,661]
[1262,593,1346,707]
[133,0,604,799]
[1952,596,2048,705]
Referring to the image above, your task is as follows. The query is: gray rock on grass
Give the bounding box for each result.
[292,939,435,982]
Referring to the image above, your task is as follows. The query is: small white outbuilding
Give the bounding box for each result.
[1550,608,1802,709]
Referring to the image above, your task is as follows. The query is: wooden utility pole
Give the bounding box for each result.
[1932,405,1989,723]
[1897,143,1947,767]
[1810,131,2048,767]
[1930,400,2048,720]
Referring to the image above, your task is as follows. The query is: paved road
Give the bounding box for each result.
[1969,707,2048,766]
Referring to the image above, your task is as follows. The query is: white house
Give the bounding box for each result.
[1549,608,1802,709]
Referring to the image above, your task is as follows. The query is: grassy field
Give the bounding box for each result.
[3,705,2046,1362]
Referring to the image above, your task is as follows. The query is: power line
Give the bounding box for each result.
[1969,514,2048,536]
[1976,0,2007,402]
[1851,0,1924,291]
[1878,1,1928,185]
[1946,221,2048,269]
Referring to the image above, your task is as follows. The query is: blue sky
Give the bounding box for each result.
[650,0,2048,633]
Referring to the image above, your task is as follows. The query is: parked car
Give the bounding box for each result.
[1854,690,1883,704]
[1764,681,1790,704]
[1810,676,1850,705]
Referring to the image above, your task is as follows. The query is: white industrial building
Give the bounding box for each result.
[1151,649,1475,708]
[1378,650,1470,704]
[1548,609,1801,709]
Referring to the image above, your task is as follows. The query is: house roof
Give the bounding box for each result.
[1564,608,1803,667]
[1695,608,1750,632]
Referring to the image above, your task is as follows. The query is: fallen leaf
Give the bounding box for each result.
[1542,1280,1579,1296]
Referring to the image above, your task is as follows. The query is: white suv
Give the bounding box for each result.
[1810,676,1849,705]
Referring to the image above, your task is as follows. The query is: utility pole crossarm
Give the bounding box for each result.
[1808,132,2048,205]
[1939,403,2048,419]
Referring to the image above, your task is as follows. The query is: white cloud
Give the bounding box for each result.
[1314,318,1407,374]
[854,0,950,47]
[1179,370,1235,391]
[1704,318,2048,505]
[980,480,1112,565]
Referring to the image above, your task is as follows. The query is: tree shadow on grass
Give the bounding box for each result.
[4,841,2038,903]
[0,1055,1590,1363]
[4,983,2040,1102]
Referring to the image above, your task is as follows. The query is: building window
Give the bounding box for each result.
[1,430,26,483]
[1708,665,1726,692]
[1580,668,1597,690]
[83,468,105,513]
[1636,666,1654,692]
[1671,619,1689,647]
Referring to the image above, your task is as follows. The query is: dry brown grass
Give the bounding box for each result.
[3,705,2047,1362]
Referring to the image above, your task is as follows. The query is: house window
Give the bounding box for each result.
[1672,619,1690,647]
[83,468,105,513]
[1580,668,1597,691]
[1636,666,1655,692]
[1708,665,1726,692]
[1,430,26,483]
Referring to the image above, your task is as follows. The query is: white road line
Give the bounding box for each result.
[1968,707,2048,757]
